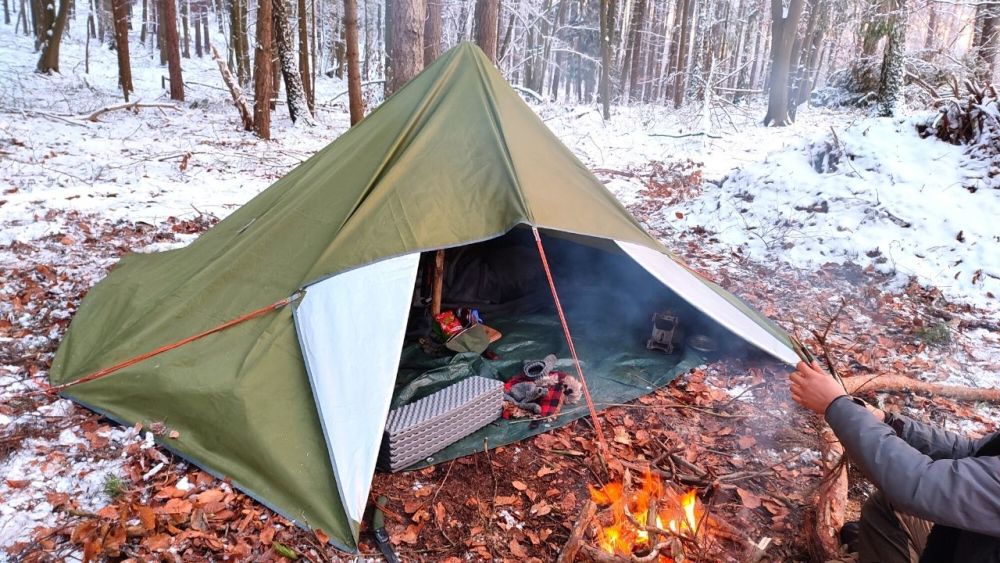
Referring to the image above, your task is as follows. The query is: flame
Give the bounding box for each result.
[588,468,702,557]
[681,489,699,534]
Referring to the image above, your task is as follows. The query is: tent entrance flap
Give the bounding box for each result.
[292,253,421,536]
[614,241,799,365]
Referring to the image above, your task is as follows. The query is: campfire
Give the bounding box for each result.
[585,468,704,561]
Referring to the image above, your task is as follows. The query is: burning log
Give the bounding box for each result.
[585,468,705,561]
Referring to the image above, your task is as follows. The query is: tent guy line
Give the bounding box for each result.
[44,291,304,395]
[531,226,611,458]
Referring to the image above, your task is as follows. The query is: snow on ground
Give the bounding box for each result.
[0,397,139,547]
[0,26,350,251]
[543,105,999,312]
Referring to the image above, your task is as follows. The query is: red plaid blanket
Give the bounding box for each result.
[502,372,566,419]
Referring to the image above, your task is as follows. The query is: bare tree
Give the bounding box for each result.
[254,0,274,138]
[163,0,185,99]
[763,0,805,126]
[111,0,134,100]
[386,0,423,94]
[345,0,365,124]
[474,0,498,63]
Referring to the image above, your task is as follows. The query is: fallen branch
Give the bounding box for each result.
[558,500,596,563]
[649,132,723,139]
[82,101,178,122]
[211,46,254,131]
[843,375,1000,402]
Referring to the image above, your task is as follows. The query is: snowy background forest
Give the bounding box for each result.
[2,0,1000,558]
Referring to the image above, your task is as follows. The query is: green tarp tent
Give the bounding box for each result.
[50,42,799,551]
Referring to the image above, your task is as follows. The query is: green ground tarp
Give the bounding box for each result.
[392,312,704,468]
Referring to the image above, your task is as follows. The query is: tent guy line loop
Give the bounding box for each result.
[531,226,611,464]
[44,291,305,396]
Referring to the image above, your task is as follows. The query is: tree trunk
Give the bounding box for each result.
[762,0,804,126]
[474,0,498,63]
[253,0,273,138]
[344,0,364,124]
[385,0,422,94]
[621,0,645,102]
[973,2,1000,82]
[163,0,185,99]
[384,0,393,95]
[423,0,441,65]
[598,0,615,118]
[30,0,45,49]
[877,0,905,116]
[3,0,9,25]
[140,0,147,42]
[158,0,167,63]
[181,0,190,57]
[194,1,202,56]
[548,0,568,99]
[497,10,513,62]
[923,2,937,53]
[201,2,209,51]
[671,0,691,107]
[231,0,251,84]
[273,0,313,123]
[112,0,134,99]
[297,0,313,112]
[36,0,71,72]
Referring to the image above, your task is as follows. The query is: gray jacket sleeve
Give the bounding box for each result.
[892,411,997,460]
[825,396,1000,538]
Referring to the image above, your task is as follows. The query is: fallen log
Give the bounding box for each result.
[843,374,1000,402]
[82,101,178,122]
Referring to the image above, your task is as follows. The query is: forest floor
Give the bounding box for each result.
[2,23,1000,563]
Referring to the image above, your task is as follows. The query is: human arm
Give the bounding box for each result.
[826,397,1000,537]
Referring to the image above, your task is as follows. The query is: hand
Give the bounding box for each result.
[861,401,886,423]
[789,361,848,415]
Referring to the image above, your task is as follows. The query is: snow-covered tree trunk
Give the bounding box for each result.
[877,0,905,117]
[272,0,314,125]
[36,0,71,72]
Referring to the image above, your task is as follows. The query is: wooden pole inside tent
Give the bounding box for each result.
[430,249,445,316]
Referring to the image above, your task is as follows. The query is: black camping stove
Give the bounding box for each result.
[646,310,685,354]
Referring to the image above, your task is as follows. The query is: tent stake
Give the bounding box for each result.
[430,249,445,317]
